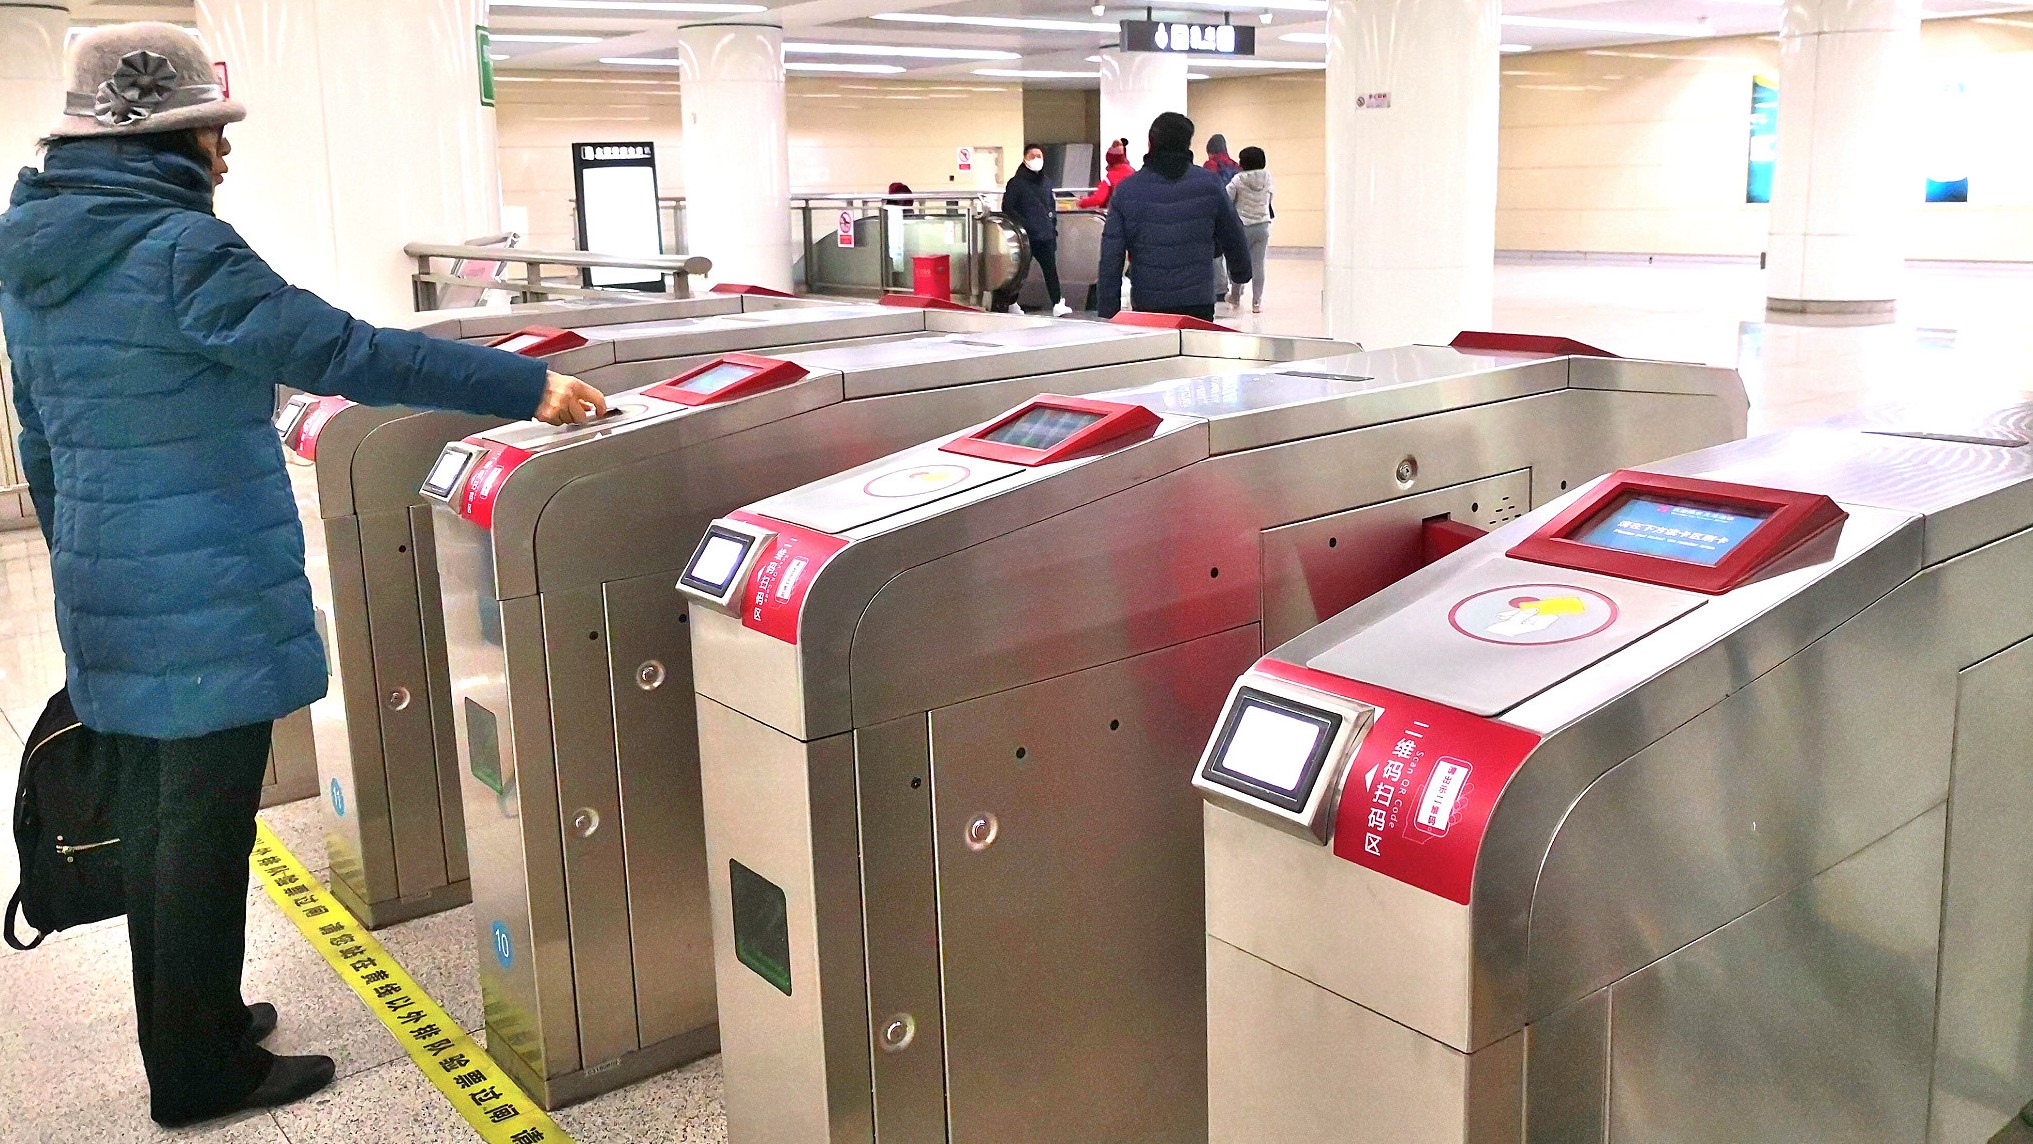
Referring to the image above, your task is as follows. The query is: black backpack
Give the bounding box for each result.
[6,689,125,950]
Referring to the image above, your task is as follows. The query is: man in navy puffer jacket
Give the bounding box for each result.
[0,22,605,1127]
[1097,111,1252,320]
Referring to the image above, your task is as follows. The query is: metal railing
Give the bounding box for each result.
[406,242,713,311]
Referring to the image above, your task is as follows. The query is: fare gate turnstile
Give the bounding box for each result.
[424,315,1354,1107]
[679,341,1748,1144]
[1193,401,2033,1144]
[279,296,923,929]
[403,291,787,342]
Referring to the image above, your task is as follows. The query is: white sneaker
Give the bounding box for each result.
[1052,300,1073,317]
[1006,303,1025,315]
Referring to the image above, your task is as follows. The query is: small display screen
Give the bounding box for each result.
[982,406,1106,451]
[274,398,309,439]
[1574,494,1772,567]
[422,448,472,497]
[496,332,548,354]
[681,527,757,597]
[675,362,761,396]
[1203,689,1344,813]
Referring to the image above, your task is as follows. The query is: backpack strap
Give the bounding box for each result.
[4,890,46,951]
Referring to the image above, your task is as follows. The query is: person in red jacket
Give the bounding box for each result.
[1078,138,1134,209]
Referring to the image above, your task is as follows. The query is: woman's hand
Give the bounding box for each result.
[535,372,607,426]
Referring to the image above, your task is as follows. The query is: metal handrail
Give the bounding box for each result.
[404,243,713,310]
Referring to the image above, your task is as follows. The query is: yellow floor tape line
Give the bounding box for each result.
[251,821,577,1144]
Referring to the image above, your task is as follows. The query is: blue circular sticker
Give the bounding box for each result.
[329,778,346,818]
[492,921,514,969]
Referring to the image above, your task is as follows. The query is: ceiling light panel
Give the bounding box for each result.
[1500,15,1717,38]
[973,67,1105,78]
[786,62,910,73]
[784,42,1021,59]
[493,1,766,11]
[875,12,1119,33]
[1186,57,1325,69]
[491,33,607,44]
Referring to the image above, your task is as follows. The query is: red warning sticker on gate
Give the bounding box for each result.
[290,396,356,461]
[458,442,535,531]
[729,511,850,645]
[1257,659,1542,905]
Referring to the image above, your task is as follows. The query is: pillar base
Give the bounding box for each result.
[1766,297,1897,315]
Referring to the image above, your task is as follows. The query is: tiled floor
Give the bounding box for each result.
[6,256,2033,1142]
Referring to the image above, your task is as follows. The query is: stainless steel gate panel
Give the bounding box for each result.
[320,514,395,902]
[359,508,454,899]
[1258,471,1531,649]
[698,698,871,1144]
[1520,566,1954,1018]
[1604,807,1944,1144]
[1205,794,1479,1049]
[1524,990,1608,1144]
[929,625,1261,1144]
[1931,635,2033,1140]
[413,501,467,888]
[406,294,748,341]
[1207,935,1524,1144]
[604,571,714,1049]
[854,714,943,1144]
[262,703,319,806]
[541,584,638,1069]
[843,389,1737,736]
[438,515,580,1085]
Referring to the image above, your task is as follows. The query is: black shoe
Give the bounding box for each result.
[154,1055,336,1128]
[244,1054,336,1111]
[247,1002,277,1043]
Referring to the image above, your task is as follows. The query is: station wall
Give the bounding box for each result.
[495,75,1023,254]
[1498,15,2033,261]
[1186,73,1327,251]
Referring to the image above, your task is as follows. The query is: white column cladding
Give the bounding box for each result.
[1764,0,1920,315]
[0,1,69,182]
[1323,0,1499,348]
[678,23,792,292]
[196,0,502,324]
[1099,50,1189,160]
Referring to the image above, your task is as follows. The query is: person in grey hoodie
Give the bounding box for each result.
[1225,146,1275,313]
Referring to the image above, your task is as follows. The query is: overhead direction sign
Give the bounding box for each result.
[1120,19,1256,56]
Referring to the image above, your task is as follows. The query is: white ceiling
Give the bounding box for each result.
[68,0,2033,85]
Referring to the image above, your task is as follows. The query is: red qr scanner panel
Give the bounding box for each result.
[1509,470,1845,595]
[940,395,1161,467]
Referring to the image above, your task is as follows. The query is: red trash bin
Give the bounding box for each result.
[911,254,953,301]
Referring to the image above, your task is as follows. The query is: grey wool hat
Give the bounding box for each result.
[50,22,246,139]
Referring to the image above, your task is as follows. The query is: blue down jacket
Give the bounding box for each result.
[0,138,548,740]
[1097,150,1252,318]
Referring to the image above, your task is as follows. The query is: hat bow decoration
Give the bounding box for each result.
[63,49,226,128]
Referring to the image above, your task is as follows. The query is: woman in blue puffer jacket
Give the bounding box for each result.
[0,23,605,1128]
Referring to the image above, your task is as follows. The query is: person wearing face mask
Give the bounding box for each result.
[1001,144,1073,316]
[0,23,605,1127]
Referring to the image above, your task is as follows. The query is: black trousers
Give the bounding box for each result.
[110,721,277,1124]
[1031,238,1064,304]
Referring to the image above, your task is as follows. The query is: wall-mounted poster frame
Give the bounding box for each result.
[572,141,665,291]
[1746,74,1777,205]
